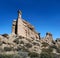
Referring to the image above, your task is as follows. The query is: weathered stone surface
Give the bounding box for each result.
[44,32,53,45]
[12,10,39,40]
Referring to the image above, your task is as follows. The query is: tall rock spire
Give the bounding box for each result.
[18,10,22,18]
[17,10,25,36]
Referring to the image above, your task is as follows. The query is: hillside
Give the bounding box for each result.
[0,33,60,58]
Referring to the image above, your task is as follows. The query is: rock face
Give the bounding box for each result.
[12,10,39,40]
[44,32,53,45]
[55,38,60,48]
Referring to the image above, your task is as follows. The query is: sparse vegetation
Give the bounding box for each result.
[0,54,13,58]
[16,47,21,51]
[13,39,19,44]
[25,43,32,48]
[40,52,54,58]
[2,34,8,38]
[20,41,24,44]
[42,42,49,47]
[4,47,13,51]
[33,42,40,46]
[0,42,2,46]
[28,52,39,58]
[42,48,53,53]
[0,54,22,58]
[50,45,57,49]
[0,33,60,58]
[19,36,24,39]
[56,48,60,53]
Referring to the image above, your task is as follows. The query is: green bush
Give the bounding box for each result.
[18,51,28,58]
[40,52,54,58]
[20,41,24,44]
[0,54,22,58]
[0,42,2,46]
[21,46,29,52]
[28,52,39,58]
[50,45,57,49]
[25,43,32,48]
[40,52,60,58]
[13,39,19,44]
[0,54,13,58]
[16,47,21,51]
[56,48,60,53]
[19,36,24,39]
[4,47,12,51]
[33,42,40,46]
[42,48,53,53]
[42,42,49,47]
[0,48,4,52]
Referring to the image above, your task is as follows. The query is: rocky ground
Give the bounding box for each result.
[0,33,60,58]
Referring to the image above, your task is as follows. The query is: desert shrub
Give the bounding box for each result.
[2,34,8,38]
[56,48,60,53]
[25,43,32,48]
[0,54,13,58]
[20,41,24,44]
[0,42,2,46]
[40,53,60,58]
[50,45,57,49]
[52,53,60,58]
[4,47,12,51]
[28,52,39,58]
[18,51,28,58]
[19,36,23,39]
[2,41,7,44]
[42,42,49,47]
[13,39,19,44]
[33,42,37,45]
[33,42,40,46]
[13,54,22,58]
[16,46,28,52]
[16,47,21,51]
[40,52,54,58]
[0,48,4,52]
[42,48,53,53]
[0,54,22,58]
[21,46,29,52]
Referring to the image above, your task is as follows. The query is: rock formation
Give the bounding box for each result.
[45,32,53,44]
[12,10,40,40]
[0,10,60,58]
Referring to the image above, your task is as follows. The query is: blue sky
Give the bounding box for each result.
[0,0,60,39]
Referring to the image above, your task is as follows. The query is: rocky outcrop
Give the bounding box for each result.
[42,32,53,45]
[0,33,60,56]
